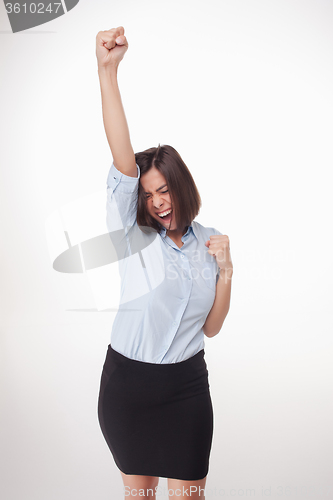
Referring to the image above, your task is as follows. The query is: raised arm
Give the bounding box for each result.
[96,26,137,177]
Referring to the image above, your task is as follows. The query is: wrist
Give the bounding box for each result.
[98,64,119,76]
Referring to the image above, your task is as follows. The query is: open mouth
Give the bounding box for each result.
[157,208,173,223]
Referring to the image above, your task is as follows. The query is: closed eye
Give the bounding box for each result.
[146,189,168,198]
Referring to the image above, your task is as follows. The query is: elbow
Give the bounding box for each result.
[203,325,220,338]
[204,330,219,339]
[203,316,228,338]
[203,305,231,338]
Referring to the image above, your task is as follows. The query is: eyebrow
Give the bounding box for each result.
[144,184,167,195]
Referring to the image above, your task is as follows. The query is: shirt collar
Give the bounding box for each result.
[159,222,198,241]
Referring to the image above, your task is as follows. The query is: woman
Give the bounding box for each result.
[96,27,233,500]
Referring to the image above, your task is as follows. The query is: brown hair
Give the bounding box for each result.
[135,144,202,234]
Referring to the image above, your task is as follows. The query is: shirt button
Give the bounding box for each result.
[181,254,184,259]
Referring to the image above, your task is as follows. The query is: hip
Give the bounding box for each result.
[100,345,211,406]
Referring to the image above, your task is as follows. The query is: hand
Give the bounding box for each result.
[96,26,128,69]
[205,235,233,273]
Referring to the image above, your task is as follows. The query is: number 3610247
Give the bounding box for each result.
[5,3,62,14]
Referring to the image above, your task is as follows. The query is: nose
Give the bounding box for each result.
[152,193,164,208]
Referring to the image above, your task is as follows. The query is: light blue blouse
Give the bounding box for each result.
[106,162,222,364]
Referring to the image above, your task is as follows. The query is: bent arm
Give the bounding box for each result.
[98,65,137,177]
[203,268,233,338]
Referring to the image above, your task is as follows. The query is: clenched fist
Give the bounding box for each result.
[205,235,233,275]
[96,26,128,69]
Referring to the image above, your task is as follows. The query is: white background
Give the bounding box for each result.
[1,0,332,499]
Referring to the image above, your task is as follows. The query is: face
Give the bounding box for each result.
[140,167,177,231]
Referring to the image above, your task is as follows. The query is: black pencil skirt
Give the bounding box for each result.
[97,345,214,481]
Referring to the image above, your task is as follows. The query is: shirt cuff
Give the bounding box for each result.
[106,162,141,193]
